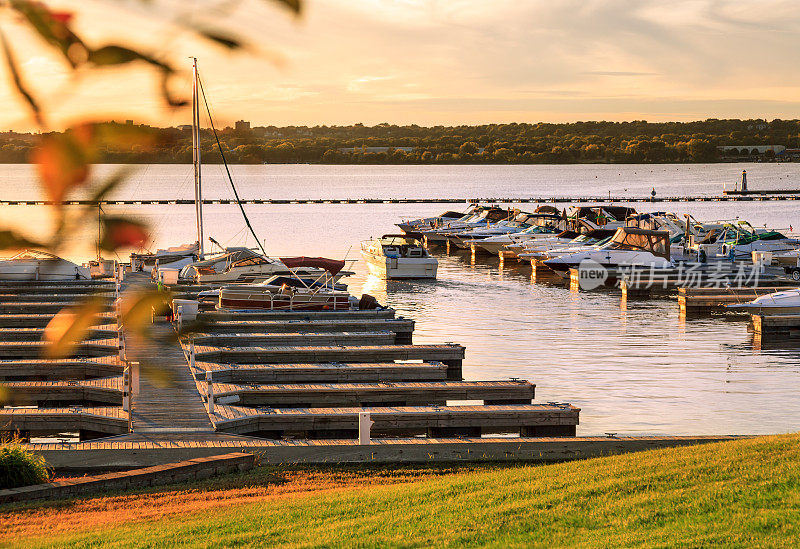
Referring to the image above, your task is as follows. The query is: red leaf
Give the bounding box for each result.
[100,217,149,251]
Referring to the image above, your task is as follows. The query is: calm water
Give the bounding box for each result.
[2,163,800,436]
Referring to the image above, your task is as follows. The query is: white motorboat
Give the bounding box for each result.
[361,235,438,279]
[543,227,673,277]
[0,250,90,280]
[186,252,349,285]
[396,207,477,238]
[474,225,559,256]
[417,206,511,244]
[727,288,800,314]
[519,229,617,261]
[130,242,199,273]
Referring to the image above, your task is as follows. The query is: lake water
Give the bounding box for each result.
[2,163,800,436]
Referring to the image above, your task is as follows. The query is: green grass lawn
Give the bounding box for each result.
[10,433,800,548]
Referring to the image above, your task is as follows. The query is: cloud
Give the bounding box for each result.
[3,0,800,129]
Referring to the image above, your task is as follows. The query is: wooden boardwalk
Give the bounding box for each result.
[0,376,122,405]
[211,403,579,438]
[208,380,535,407]
[192,361,450,383]
[26,435,741,470]
[128,327,213,433]
[0,357,125,381]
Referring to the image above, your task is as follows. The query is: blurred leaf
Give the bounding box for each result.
[94,122,162,150]
[267,0,303,15]
[31,128,94,204]
[139,359,176,388]
[120,288,172,335]
[160,70,188,107]
[0,386,10,405]
[0,27,43,127]
[0,230,45,251]
[87,165,136,204]
[99,216,149,251]
[42,296,105,359]
[10,1,87,67]
[195,27,245,50]
[88,45,170,72]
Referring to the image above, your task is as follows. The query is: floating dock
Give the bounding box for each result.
[0,272,745,471]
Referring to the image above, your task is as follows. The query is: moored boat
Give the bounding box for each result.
[0,250,90,280]
[361,235,438,279]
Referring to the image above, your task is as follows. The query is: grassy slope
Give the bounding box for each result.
[4,434,800,548]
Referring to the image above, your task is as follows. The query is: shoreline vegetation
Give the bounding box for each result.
[2,433,798,547]
[2,119,799,165]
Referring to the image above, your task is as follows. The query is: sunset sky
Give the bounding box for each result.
[2,0,800,130]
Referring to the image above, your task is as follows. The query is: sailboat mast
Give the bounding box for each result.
[192,57,205,259]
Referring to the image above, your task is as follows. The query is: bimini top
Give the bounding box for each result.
[376,234,422,246]
[606,227,670,260]
[7,250,61,261]
[280,256,346,276]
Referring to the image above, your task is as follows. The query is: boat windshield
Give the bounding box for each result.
[601,228,670,259]
[9,250,60,261]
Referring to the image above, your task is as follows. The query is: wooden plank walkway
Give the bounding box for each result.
[208,380,535,407]
[0,376,122,405]
[191,343,465,379]
[203,318,415,340]
[128,328,214,433]
[26,435,743,470]
[192,361,450,383]
[0,406,128,438]
[0,338,118,359]
[212,403,578,438]
[192,331,398,347]
[0,313,115,328]
[0,292,115,303]
[0,302,114,315]
[0,357,125,381]
[0,326,117,342]
[677,286,799,315]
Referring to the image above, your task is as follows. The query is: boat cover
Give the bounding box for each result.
[280,256,345,275]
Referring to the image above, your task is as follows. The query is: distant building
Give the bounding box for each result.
[235,120,251,132]
[125,119,134,125]
[177,124,193,132]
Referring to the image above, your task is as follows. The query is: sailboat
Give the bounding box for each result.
[147,59,346,287]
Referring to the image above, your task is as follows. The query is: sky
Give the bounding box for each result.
[2,0,800,130]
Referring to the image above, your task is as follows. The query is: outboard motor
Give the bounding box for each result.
[358,294,380,310]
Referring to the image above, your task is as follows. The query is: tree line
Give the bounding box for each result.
[1,118,798,164]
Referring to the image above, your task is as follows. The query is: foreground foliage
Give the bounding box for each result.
[0,441,50,490]
[2,433,799,547]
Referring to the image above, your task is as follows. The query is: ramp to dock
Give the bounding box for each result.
[128,330,214,433]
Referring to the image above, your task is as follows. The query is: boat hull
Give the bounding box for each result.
[362,251,438,280]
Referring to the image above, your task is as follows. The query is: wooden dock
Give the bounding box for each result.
[191,361,450,383]
[27,435,743,471]
[0,279,126,441]
[211,403,578,438]
[207,380,535,408]
[190,343,466,379]
[677,286,799,316]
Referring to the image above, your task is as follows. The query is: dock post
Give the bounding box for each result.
[358,412,373,445]
[122,363,130,412]
[177,305,183,333]
[131,361,140,395]
[206,370,214,413]
[189,338,196,370]
[118,334,126,361]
